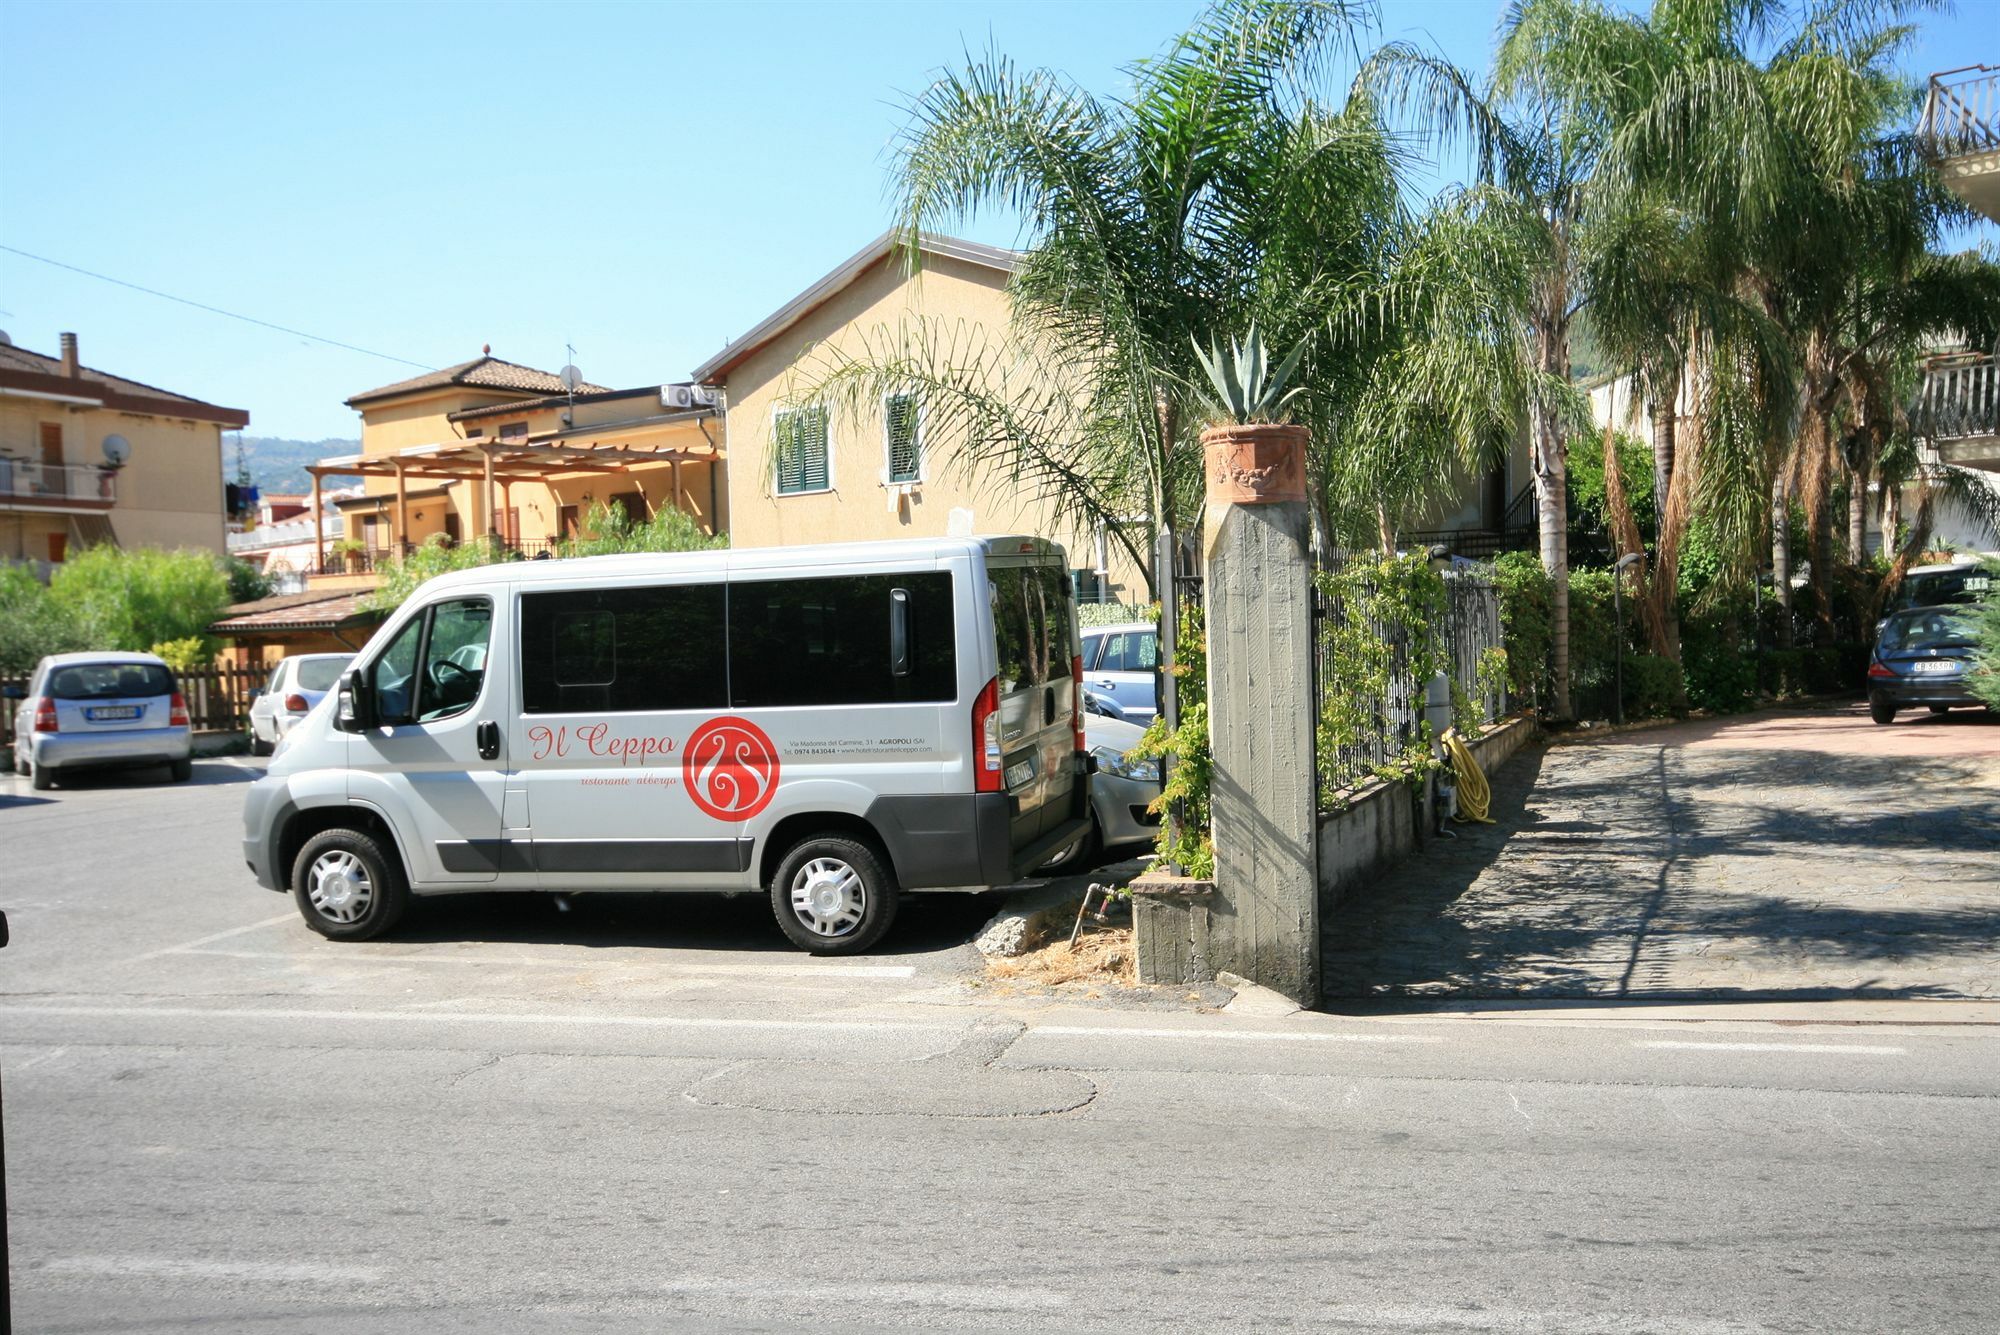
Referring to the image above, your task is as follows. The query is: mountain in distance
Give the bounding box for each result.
[229,435,361,495]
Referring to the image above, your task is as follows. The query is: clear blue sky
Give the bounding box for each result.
[1,0,1993,440]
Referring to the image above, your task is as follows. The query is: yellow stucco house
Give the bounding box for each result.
[692,232,1147,603]
[0,330,247,573]
[306,352,724,584]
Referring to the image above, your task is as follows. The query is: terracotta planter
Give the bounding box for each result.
[1201,423,1309,505]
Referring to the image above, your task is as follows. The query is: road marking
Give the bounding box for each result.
[1,1004,949,1034]
[1031,1025,1440,1043]
[658,1278,1063,1311]
[1,1004,1438,1046]
[37,1255,380,1284]
[123,913,299,963]
[1635,1040,1906,1055]
[173,949,916,979]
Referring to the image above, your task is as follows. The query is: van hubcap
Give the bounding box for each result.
[789,857,865,938]
[307,850,373,923]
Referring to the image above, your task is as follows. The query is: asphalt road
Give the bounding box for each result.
[4,759,1998,1333]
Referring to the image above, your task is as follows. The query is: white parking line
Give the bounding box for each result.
[1635,1040,1906,1055]
[1032,1025,1441,1043]
[123,913,299,963]
[38,1255,380,1284]
[175,949,917,979]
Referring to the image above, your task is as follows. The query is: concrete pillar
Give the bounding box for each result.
[1201,423,1318,1006]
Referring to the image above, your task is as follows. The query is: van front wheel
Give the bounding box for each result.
[770,835,898,955]
[291,827,409,941]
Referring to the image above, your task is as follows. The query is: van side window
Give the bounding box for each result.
[729,572,955,707]
[520,584,727,714]
[369,597,491,726]
[990,566,1074,692]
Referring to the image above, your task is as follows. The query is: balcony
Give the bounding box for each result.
[1920,355,2000,471]
[1918,65,2000,222]
[0,460,118,511]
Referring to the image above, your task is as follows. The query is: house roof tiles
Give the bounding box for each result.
[345,356,611,408]
[0,338,250,426]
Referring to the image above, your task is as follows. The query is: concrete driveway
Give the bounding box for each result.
[1323,702,2000,1002]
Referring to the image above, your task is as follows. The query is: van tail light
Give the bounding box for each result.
[284,693,310,713]
[169,692,190,727]
[1867,660,1897,680]
[972,676,1003,793]
[1071,653,1087,754]
[33,698,58,733]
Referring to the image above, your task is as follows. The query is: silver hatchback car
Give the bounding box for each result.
[8,652,192,790]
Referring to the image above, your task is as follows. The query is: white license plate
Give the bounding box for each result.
[86,705,141,720]
[1005,759,1035,788]
[1908,660,1959,674]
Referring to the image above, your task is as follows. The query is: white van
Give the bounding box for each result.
[240,536,1089,953]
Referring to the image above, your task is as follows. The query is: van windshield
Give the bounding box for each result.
[991,565,1074,694]
[47,663,175,700]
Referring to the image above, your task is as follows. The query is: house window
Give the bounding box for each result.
[885,393,921,484]
[465,427,484,439]
[499,422,528,441]
[774,405,831,495]
[39,422,63,468]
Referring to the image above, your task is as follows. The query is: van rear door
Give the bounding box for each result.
[987,559,1082,857]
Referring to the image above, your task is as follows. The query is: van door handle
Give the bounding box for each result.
[476,720,500,761]
[1043,686,1057,727]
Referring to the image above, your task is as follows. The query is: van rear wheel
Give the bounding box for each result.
[291,827,409,941]
[769,835,898,955]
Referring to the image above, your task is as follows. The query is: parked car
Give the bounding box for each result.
[1079,620,1160,722]
[1888,560,1992,615]
[240,536,1093,954]
[1866,604,1985,724]
[7,652,192,790]
[1039,710,1162,873]
[247,653,354,756]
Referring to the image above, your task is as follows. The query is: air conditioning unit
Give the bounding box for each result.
[661,384,697,410]
[690,384,719,407]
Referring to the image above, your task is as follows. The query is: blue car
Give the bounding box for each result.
[1866,605,1986,724]
[1079,621,1160,723]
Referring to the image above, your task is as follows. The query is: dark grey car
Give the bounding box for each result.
[1866,605,1987,724]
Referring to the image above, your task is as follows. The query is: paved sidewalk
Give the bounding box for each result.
[1323,703,2000,1001]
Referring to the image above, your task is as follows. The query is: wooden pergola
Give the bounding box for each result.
[304,437,718,571]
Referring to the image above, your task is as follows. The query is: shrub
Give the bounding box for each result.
[148,636,210,672]
[1129,599,1212,877]
[1486,551,1553,706]
[1621,653,1683,719]
[0,564,88,676]
[1678,594,1756,714]
[1970,561,2000,711]
[48,546,231,656]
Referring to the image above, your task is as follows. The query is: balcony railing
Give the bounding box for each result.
[0,460,118,506]
[1920,355,2000,442]
[1919,66,2000,159]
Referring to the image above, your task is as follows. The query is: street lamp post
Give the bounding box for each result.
[1613,552,1643,725]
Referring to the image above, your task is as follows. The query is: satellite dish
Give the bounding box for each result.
[102,434,132,466]
[559,364,584,392]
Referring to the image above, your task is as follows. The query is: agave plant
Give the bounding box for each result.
[1192,324,1310,425]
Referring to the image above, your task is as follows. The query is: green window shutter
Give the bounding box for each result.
[798,406,829,491]
[776,407,828,494]
[886,393,921,483]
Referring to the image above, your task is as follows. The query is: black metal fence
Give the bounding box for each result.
[1311,556,1506,810]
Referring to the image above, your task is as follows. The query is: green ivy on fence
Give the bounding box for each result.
[1129,600,1213,879]
[1315,555,1452,803]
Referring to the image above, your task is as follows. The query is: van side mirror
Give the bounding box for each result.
[1,683,24,701]
[334,668,377,732]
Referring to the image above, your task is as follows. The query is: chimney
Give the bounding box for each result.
[59,332,78,377]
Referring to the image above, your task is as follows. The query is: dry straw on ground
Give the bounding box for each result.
[987,925,1136,988]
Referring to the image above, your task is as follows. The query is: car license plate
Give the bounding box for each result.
[85,705,141,721]
[1005,759,1035,788]
[1909,660,1958,674]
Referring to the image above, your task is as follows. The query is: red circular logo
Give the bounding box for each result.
[683,716,781,822]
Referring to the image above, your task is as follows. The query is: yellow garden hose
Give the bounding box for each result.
[1440,728,1494,823]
